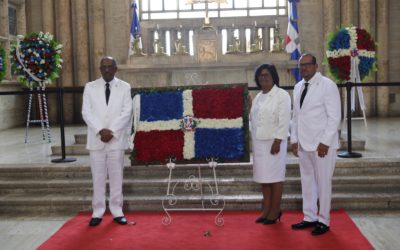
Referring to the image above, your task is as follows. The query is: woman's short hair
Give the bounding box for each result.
[254,64,280,88]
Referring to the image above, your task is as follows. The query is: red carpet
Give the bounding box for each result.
[38,210,373,250]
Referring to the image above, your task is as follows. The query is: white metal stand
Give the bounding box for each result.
[162,157,225,226]
[25,87,51,143]
[341,87,367,129]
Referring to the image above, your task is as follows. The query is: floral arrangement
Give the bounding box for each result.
[131,84,249,165]
[0,45,6,82]
[326,26,376,83]
[10,32,63,88]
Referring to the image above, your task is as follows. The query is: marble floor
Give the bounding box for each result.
[0,118,399,249]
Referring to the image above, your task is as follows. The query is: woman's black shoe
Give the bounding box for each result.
[255,217,267,223]
[263,211,282,225]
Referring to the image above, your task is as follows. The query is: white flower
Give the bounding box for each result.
[183,90,193,116]
[197,118,243,128]
[183,132,195,159]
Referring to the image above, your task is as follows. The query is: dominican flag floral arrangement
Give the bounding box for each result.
[326,26,376,83]
[131,84,249,165]
[326,26,376,111]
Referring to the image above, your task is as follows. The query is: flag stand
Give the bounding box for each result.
[338,82,362,158]
[161,157,225,226]
[24,87,51,143]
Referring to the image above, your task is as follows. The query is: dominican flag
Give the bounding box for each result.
[132,85,248,164]
[285,0,302,82]
[128,0,140,56]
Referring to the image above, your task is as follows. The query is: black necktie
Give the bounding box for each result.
[300,82,309,108]
[105,82,110,105]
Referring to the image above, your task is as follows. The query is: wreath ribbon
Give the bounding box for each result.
[15,38,44,88]
[350,56,366,111]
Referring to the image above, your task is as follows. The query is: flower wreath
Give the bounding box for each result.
[131,84,250,165]
[10,32,63,88]
[326,26,377,83]
[0,46,6,82]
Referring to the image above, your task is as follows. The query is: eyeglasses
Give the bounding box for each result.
[298,62,315,68]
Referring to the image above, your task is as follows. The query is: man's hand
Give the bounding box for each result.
[317,143,329,158]
[99,128,113,143]
[291,143,299,157]
[270,139,281,155]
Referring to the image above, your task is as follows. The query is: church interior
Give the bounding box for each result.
[0,0,399,249]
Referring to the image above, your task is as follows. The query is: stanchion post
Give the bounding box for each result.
[52,87,76,163]
[338,82,362,158]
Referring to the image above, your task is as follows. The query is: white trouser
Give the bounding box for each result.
[89,149,125,218]
[298,145,336,226]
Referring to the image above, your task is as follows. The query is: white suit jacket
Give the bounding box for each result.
[82,77,133,151]
[291,72,341,151]
[251,85,291,140]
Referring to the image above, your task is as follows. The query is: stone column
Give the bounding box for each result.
[376,0,389,116]
[25,0,42,33]
[16,3,26,35]
[42,0,55,34]
[89,0,106,79]
[323,0,336,75]
[104,0,131,64]
[72,0,90,123]
[359,0,373,116]
[55,0,74,123]
[72,0,89,86]
[340,0,354,25]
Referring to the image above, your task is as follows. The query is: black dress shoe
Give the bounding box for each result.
[89,217,102,227]
[113,216,128,225]
[291,220,318,230]
[255,217,267,223]
[312,222,330,235]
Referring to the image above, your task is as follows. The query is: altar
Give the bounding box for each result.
[119,52,296,88]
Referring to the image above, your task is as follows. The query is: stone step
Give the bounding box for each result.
[0,193,399,216]
[1,159,400,180]
[51,145,132,155]
[1,176,399,196]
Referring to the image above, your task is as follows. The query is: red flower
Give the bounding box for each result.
[134,130,184,162]
[192,87,243,119]
[328,56,351,81]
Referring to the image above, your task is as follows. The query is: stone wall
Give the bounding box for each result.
[0,0,399,129]
[0,83,25,130]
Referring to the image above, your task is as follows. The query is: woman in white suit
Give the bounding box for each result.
[82,57,133,227]
[249,64,291,224]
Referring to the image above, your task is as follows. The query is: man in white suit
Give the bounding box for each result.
[82,56,133,226]
[290,54,341,235]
